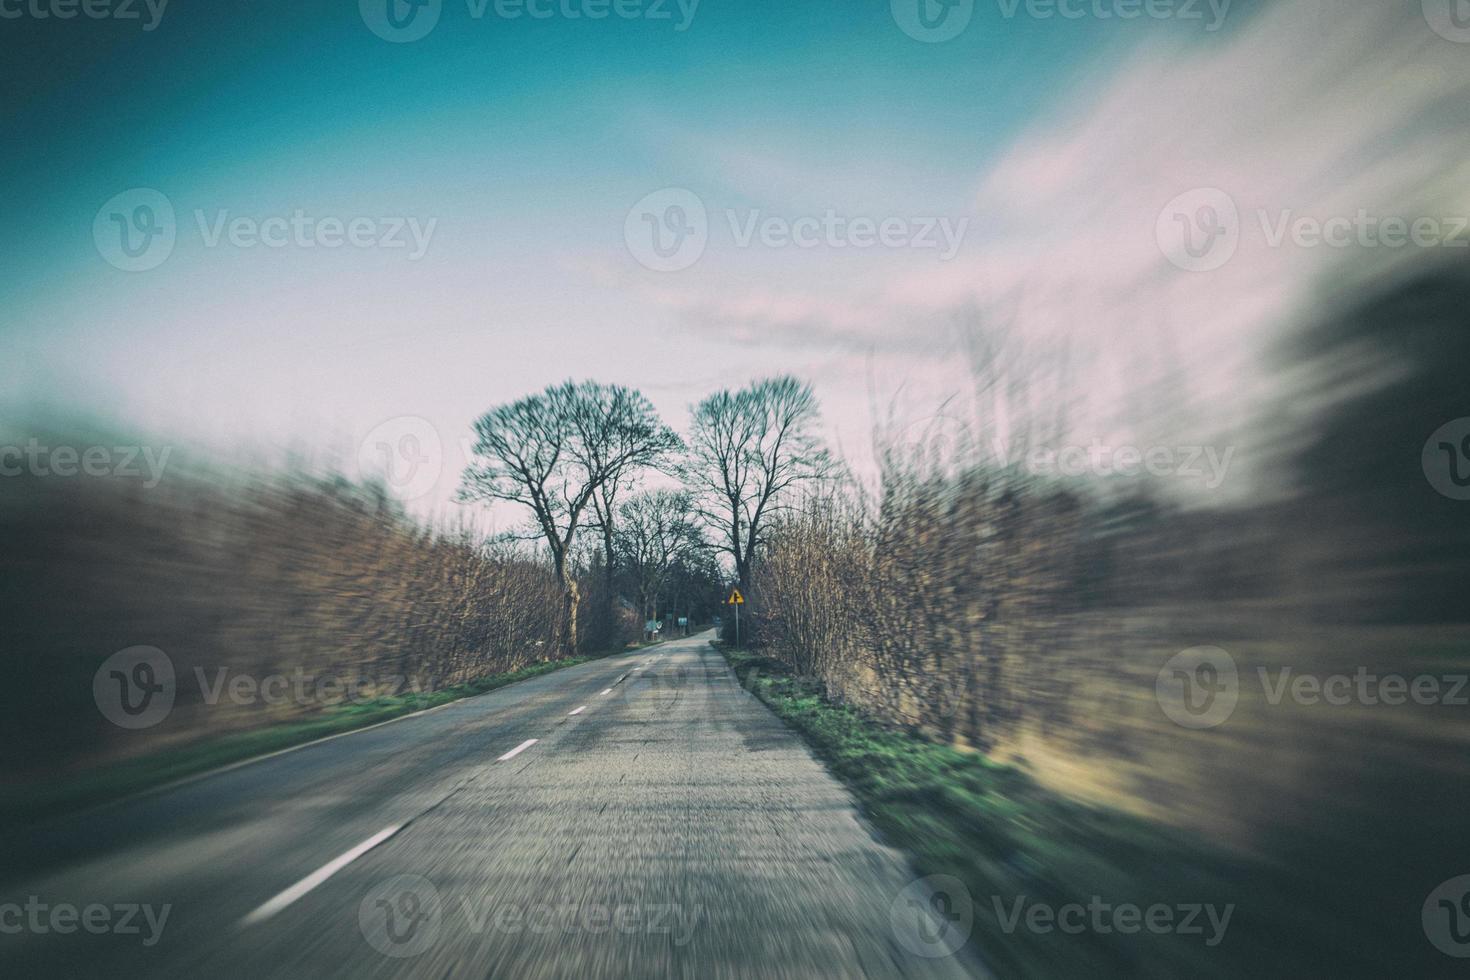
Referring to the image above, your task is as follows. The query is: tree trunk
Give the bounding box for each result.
[562,578,581,655]
[602,525,616,593]
[554,550,581,656]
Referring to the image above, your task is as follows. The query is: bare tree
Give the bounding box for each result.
[586,426,682,608]
[684,376,832,588]
[460,380,677,653]
[616,489,700,634]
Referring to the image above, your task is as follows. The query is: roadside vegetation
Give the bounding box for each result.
[732,268,1470,976]
[0,650,610,828]
[722,644,1367,979]
[3,381,732,822]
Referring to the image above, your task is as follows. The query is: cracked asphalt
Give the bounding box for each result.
[1,632,984,978]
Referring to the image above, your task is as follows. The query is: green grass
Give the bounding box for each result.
[718,645,1377,980]
[1,644,652,829]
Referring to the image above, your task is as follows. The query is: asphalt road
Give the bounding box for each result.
[1,633,984,978]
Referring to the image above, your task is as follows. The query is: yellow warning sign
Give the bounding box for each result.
[726,588,745,605]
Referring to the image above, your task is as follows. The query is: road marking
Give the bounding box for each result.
[498,738,538,761]
[240,823,404,926]
[600,688,613,695]
[569,705,588,715]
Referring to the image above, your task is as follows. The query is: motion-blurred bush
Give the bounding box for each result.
[750,264,1470,971]
[0,445,621,777]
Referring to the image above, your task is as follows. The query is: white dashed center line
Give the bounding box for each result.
[497,738,538,761]
[600,688,613,695]
[240,823,404,926]
[569,705,588,715]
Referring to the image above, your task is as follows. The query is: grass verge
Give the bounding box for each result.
[718,644,1370,980]
[2,644,652,830]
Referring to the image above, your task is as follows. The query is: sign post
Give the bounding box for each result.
[726,587,745,647]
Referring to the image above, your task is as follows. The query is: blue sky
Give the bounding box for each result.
[12,0,1464,521]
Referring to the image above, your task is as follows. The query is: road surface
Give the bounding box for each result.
[1,632,983,978]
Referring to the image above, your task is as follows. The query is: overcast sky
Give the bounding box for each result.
[5,0,1468,525]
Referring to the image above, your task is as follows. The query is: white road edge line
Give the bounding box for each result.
[569,705,588,715]
[240,824,404,927]
[498,738,538,761]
